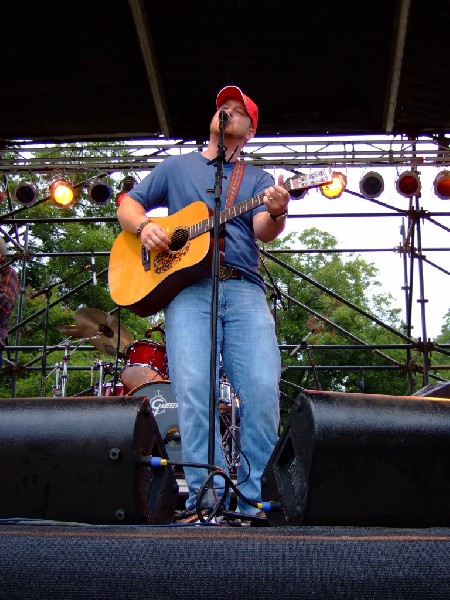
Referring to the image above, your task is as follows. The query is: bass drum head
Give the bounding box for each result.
[128,381,182,465]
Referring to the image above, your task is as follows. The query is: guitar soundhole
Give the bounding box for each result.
[168,227,189,252]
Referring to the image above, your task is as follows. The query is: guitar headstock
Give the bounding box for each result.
[286,167,333,195]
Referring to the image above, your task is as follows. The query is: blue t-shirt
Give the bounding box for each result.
[128,151,274,290]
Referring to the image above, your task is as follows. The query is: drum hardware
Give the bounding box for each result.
[47,337,86,397]
[145,322,165,340]
[93,359,115,397]
[219,377,240,472]
[49,356,67,397]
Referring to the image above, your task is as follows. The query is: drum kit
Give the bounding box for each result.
[56,308,240,470]
[57,308,168,395]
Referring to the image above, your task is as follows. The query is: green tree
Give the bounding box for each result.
[262,228,425,416]
[1,144,160,398]
[434,310,450,380]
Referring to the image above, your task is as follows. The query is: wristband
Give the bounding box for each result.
[269,210,288,222]
[136,219,153,238]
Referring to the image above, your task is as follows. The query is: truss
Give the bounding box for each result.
[1,135,450,174]
[1,136,450,399]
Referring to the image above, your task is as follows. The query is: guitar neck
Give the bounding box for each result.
[188,167,332,240]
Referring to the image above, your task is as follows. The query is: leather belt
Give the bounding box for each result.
[219,265,242,281]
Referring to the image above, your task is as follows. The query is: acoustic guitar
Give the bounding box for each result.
[108,167,332,316]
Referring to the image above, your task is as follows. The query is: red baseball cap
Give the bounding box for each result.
[216,85,258,131]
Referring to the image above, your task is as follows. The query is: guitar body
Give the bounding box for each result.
[108,201,212,316]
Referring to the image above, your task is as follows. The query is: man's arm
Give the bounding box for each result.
[117,196,171,251]
[253,174,290,243]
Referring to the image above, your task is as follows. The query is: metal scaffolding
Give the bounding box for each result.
[1,135,449,398]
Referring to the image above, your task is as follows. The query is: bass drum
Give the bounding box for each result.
[128,381,182,465]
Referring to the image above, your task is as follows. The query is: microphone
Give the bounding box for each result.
[219,110,231,124]
[90,253,97,286]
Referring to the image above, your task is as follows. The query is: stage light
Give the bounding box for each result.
[50,177,75,207]
[88,178,111,205]
[117,175,137,205]
[433,170,450,200]
[395,171,421,198]
[359,171,384,199]
[320,171,347,199]
[14,180,38,206]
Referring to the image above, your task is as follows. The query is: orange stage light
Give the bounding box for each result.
[433,170,450,200]
[50,177,74,207]
[395,171,421,198]
[320,171,347,199]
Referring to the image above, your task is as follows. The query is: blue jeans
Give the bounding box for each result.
[164,277,281,514]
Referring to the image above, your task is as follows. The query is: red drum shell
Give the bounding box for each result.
[120,340,169,389]
[102,381,128,396]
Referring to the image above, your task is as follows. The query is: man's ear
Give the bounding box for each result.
[246,128,256,142]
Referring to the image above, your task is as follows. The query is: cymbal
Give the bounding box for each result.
[58,324,84,336]
[73,307,134,356]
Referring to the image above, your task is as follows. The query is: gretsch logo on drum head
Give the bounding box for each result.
[150,390,178,416]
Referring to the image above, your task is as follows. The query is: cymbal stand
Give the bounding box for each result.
[220,381,240,473]
[228,391,240,471]
[51,341,70,397]
[94,359,113,396]
[47,336,87,397]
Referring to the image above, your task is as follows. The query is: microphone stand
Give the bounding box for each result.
[205,111,229,504]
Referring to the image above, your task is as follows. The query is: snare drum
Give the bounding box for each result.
[120,340,169,389]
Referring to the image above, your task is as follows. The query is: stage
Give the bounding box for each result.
[1,522,450,599]
[2,389,450,598]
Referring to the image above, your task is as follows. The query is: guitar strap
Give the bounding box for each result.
[225,160,245,208]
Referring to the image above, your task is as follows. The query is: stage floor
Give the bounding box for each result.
[1,522,450,599]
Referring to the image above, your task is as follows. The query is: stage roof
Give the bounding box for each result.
[2,0,450,144]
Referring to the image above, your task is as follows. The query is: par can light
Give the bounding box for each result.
[320,171,347,199]
[433,170,450,200]
[117,175,137,205]
[15,181,39,206]
[50,177,75,207]
[88,179,111,205]
[359,172,384,199]
[396,171,421,198]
